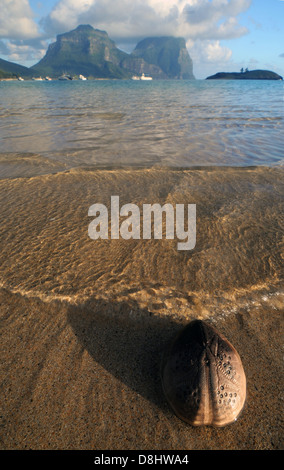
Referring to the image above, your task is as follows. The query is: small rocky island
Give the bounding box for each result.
[206,70,283,80]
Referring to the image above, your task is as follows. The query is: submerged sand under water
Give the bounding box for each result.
[0,165,283,449]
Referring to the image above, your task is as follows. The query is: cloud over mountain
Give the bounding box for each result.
[39,0,251,77]
[0,0,252,75]
[41,0,251,43]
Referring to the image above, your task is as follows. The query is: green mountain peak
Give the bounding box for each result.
[31,24,130,78]
[30,25,195,79]
[130,36,195,79]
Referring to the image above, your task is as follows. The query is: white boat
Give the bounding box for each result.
[79,74,87,80]
[132,73,153,80]
[140,73,152,80]
[58,74,73,81]
[18,77,24,81]
[45,76,52,81]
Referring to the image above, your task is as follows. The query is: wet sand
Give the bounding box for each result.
[0,166,283,449]
[1,287,283,450]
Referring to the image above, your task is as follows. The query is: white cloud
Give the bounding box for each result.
[42,0,94,34]
[204,41,232,62]
[181,0,251,38]
[2,39,48,63]
[0,0,39,40]
[187,39,232,64]
[41,0,251,43]
[186,39,234,78]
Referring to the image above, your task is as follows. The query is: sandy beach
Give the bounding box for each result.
[0,288,283,450]
[0,166,283,450]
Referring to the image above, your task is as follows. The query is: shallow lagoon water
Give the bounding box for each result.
[0,79,283,175]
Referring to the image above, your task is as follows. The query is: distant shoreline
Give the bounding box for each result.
[1,75,283,82]
[0,77,117,81]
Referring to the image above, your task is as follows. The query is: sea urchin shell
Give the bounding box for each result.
[161,320,246,427]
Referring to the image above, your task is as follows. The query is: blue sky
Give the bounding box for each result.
[0,0,283,79]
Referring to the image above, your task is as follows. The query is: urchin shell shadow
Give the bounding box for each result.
[161,320,246,427]
[67,299,184,410]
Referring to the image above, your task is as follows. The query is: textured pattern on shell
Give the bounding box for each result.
[161,320,246,427]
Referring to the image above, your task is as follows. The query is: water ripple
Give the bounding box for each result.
[0,79,283,173]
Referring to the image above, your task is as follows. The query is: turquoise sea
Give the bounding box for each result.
[0,79,283,176]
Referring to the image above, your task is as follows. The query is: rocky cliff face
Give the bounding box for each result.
[121,56,167,79]
[31,25,195,79]
[128,36,195,79]
[32,25,131,78]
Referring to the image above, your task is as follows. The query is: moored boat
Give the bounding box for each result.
[140,73,152,80]
[58,74,73,81]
